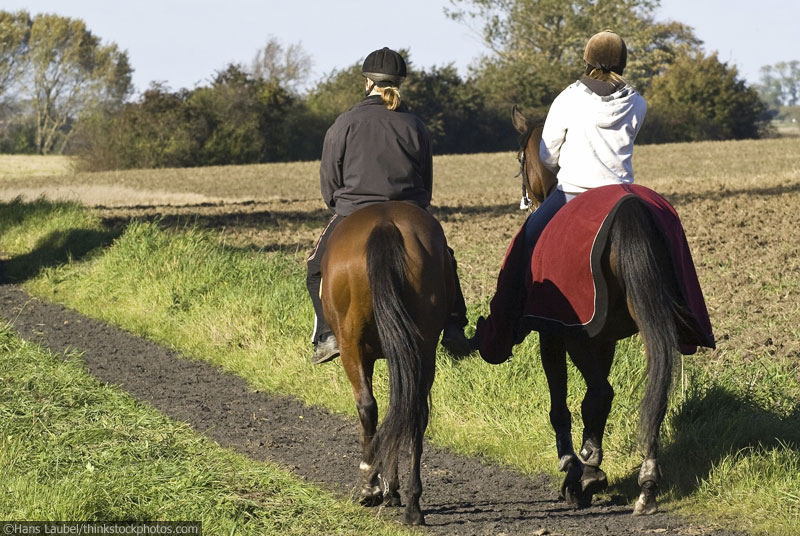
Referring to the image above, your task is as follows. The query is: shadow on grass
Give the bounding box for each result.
[97,202,517,231]
[2,227,122,283]
[95,202,521,255]
[609,384,800,501]
[667,182,800,206]
[99,205,334,231]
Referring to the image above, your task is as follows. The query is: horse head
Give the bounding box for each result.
[512,105,558,209]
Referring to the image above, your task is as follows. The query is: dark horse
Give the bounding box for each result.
[321,201,457,525]
[506,106,714,515]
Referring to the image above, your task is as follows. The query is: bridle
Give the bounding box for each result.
[516,125,536,212]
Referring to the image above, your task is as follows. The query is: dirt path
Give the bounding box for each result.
[0,285,742,536]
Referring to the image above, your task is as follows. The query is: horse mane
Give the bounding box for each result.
[516,114,556,205]
[517,119,546,157]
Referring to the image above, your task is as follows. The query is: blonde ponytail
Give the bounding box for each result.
[379,86,401,110]
[587,67,628,87]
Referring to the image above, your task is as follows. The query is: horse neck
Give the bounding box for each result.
[526,126,558,202]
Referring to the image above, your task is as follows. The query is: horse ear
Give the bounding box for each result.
[512,105,528,135]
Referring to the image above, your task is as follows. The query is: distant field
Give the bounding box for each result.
[0,154,72,178]
[774,120,800,138]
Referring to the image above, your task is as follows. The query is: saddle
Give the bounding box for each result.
[475,184,714,364]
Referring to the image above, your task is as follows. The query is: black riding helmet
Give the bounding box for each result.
[362,47,407,86]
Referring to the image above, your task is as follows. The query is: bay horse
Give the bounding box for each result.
[505,105,714,515]
[321,200,456,526]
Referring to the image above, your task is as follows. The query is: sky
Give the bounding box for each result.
[6,0,799,95]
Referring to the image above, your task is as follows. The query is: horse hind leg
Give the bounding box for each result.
[633,386,665,516]
[403,349,434,526]
[568,338,616,506]
[403,419,426,525]
[633,458,663,515]
[356,417,384,507]
[540,334,583,505]
[383,458,401,507]
[342,348,384,507]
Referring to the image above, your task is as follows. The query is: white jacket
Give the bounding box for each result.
[539,80,646,194]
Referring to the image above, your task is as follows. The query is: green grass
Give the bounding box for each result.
[0,326,419,535]
[0,198,118,276]
[1,194,798,534]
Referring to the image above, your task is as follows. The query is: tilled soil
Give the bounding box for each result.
[0,285,742,536]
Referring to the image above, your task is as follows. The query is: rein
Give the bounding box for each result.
[516,125,536,212]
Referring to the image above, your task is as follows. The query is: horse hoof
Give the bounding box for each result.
[558,486,581,506]
[359,484,383,507]
[559,456,585,506]
[580,465,608,496]
[633,481,658,516]
[359,494,383,507]
[633,492,658,515]
[384,491,402,507]
[403,508,425,526]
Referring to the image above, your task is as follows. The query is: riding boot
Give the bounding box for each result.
[311,333,340,365]
[306,214,344,364]
[307,274,340,364]
[441,317,471,356]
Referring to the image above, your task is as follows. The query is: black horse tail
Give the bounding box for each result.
[366,222,427,475]
[611,199,681,457]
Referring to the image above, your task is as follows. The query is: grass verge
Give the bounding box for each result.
[1,199,798,535]
[0,325,419,535]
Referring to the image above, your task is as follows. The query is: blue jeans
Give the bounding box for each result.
[523,188,577,260]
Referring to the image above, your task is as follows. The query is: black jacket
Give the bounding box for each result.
[319,95,433,217]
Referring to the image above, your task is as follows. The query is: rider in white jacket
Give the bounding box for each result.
[523,30,647,248]
[540,80,646,193]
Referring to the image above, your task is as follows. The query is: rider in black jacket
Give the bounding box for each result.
[319,95,433,217]
[307,47,470,364]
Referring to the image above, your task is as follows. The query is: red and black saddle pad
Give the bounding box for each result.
[476,184,714,365]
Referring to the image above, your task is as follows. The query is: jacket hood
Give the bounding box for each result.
[578,81,642,129]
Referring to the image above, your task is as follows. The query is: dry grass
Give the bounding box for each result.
[0,154,73,178]
[0,158,321,204]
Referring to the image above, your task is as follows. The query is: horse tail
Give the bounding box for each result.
[610,200,681,456]
[366,222,427,475]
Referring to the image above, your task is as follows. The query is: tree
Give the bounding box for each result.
[26,13,133,154]
[0,10,133,154]
[758,60,800,108]
[638,52,770,143]
[403,63,514,154]
[251,37,312,93]
[447,0,700,113]
[0,10,31,97]
[0,10,34,152]
[189,64,303,165]
[72,82,194,170]
[73,66,323,170]
[0,98,36,153]
[304,61,364,127]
